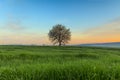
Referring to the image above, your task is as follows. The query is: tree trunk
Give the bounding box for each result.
[59,42,61,46]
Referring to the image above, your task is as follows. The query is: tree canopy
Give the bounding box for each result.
[48,24,71,46]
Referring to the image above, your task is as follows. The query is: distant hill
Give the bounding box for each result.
[79,42,120,48]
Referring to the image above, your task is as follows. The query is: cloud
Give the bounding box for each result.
[83,19,120,36]
[0,33,50,45]
[80,18,120,43]
[5,20,25,31]
[3,15,25,31]
[0,14,50,45]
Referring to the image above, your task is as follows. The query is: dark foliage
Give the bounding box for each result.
[48,24,71,46]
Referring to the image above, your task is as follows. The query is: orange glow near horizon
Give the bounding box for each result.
[1,19,120,45]
[70,36,120,44]
[1,34,120,45]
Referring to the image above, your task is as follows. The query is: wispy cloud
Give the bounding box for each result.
[0,32,50,45]
[83,18,120,36]
[0,14,50,45]
[79,18,120,43]
[69,18,120,44]
[3,15,25,31]
[5,20,25,31]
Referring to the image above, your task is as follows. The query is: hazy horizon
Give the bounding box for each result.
[1,0,120,45]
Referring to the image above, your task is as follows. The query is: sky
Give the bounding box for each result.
[0,0,120,45]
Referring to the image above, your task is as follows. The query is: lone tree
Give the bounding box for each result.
[48,24,71,46]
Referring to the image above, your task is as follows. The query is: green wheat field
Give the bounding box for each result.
[0,46,120,80]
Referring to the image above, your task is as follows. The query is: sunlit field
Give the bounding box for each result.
[0,46,120,80]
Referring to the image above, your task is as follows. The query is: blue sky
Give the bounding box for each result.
[0,0,120,44]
